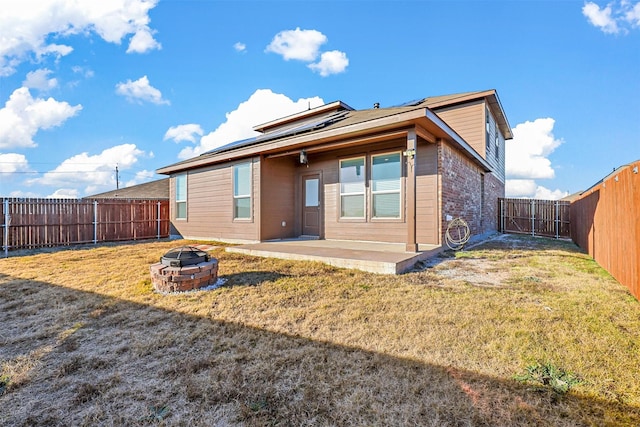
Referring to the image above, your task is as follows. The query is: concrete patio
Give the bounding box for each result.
[225,239,443,274]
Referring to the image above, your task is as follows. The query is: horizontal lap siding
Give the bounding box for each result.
[416,142,439,245]
[434,101,485,158]
[317,141,407,244]
[260,157,296,240]
[171,159,260,242]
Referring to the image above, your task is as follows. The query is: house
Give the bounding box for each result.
[157,90,512,251]
[86,178,170,199]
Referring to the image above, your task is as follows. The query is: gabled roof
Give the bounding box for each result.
[158,90,510,175]
[85,178,169,199]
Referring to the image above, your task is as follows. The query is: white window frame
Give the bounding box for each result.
[175,174,187,220]
[233,162,252,220]
[339,156,366,219]
[371,151,402,219]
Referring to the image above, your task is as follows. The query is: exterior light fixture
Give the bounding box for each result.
[299,150,308,165]
[403,148,416,159]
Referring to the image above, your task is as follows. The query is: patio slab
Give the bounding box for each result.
[226,239,443,274]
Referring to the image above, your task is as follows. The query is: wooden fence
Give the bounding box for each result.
[570,161,639,301]
[1,198,170,255]
[499,198,571,239]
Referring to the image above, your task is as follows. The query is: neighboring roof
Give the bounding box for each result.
[85,178,169,199]
[158,90,510,175]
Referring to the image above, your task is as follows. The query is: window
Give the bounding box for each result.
[233,162,251,219]
[371,153,401,218]
[175,174,187,219]
[340,157,365,218]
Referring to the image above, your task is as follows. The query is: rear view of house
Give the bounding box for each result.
[157,90,512,251]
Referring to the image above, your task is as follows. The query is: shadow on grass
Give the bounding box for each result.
[0,273,638,426]
[221,271,289,287]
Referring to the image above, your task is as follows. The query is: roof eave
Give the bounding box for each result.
[157,107,492,174]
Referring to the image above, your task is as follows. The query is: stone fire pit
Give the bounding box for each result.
[150,246,219,293]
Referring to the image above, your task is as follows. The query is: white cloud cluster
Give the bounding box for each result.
[0,0,161,76]
[0,153,29,174]
[115,76,169,105]
[266,28,349,76]
[0,87,82,149]
[505,118,568,200]
[583,1,640,34]
[164,124,204,143]
[234,42,247,53]
[28,143,146,195]
[173,89,324,160]
[23,69,58,91]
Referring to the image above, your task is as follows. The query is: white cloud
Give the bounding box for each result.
[27,143,145,196]
[534,186,569,200]
[0,87,82,149]
[164,124,204,143]
[115,76,169,105]
[234,42,247,52]
[23,69,58,91]
[266,28,327,61]
[71,66,95,78]
[0,153,29,173]
[506,118,562,179]
[124,169,155,188]
[505,117,569,200]
[583,1,640,34]
[626,2,640,26]
[505,179,568,200]
[178,89,324,160]
[47,188,80,199]
[0,0,161,76]
[308,50,349,77]
[127,27,162,53]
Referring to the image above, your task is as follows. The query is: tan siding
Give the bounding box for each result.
[170,158,260,242]
[260,156,297,240]
[313,140,408,244]
[434,100,485,158]
[416,142,439,244]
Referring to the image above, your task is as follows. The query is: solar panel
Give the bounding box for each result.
[200,110,349,156]
[390,98,426,108]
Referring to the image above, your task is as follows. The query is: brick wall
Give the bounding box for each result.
[438,141,504,241]
[483,172,504,233]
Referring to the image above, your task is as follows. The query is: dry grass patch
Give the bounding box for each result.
[0,235,639,426]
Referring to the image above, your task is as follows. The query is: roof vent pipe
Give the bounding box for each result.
[373,102,380,109]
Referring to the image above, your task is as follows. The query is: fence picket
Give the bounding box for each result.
[1,198,169,254]
[499,198,571,239]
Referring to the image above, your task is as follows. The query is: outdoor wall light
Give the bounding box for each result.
[633,166,638,174]
[403,148,416,159]
[299,150,308,164]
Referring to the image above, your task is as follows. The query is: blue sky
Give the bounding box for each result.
[0,0,638,199]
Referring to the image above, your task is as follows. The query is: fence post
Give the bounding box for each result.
[555,200,559,239]
[3,198,9,258]
[531,199,535,237]
[93,200,98,244]
[157,202,161,239]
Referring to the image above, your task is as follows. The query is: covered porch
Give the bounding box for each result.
[226,239,443,274]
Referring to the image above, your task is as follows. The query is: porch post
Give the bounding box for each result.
[405,129,418,252]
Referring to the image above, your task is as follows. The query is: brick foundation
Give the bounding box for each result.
[150,259,219,293]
